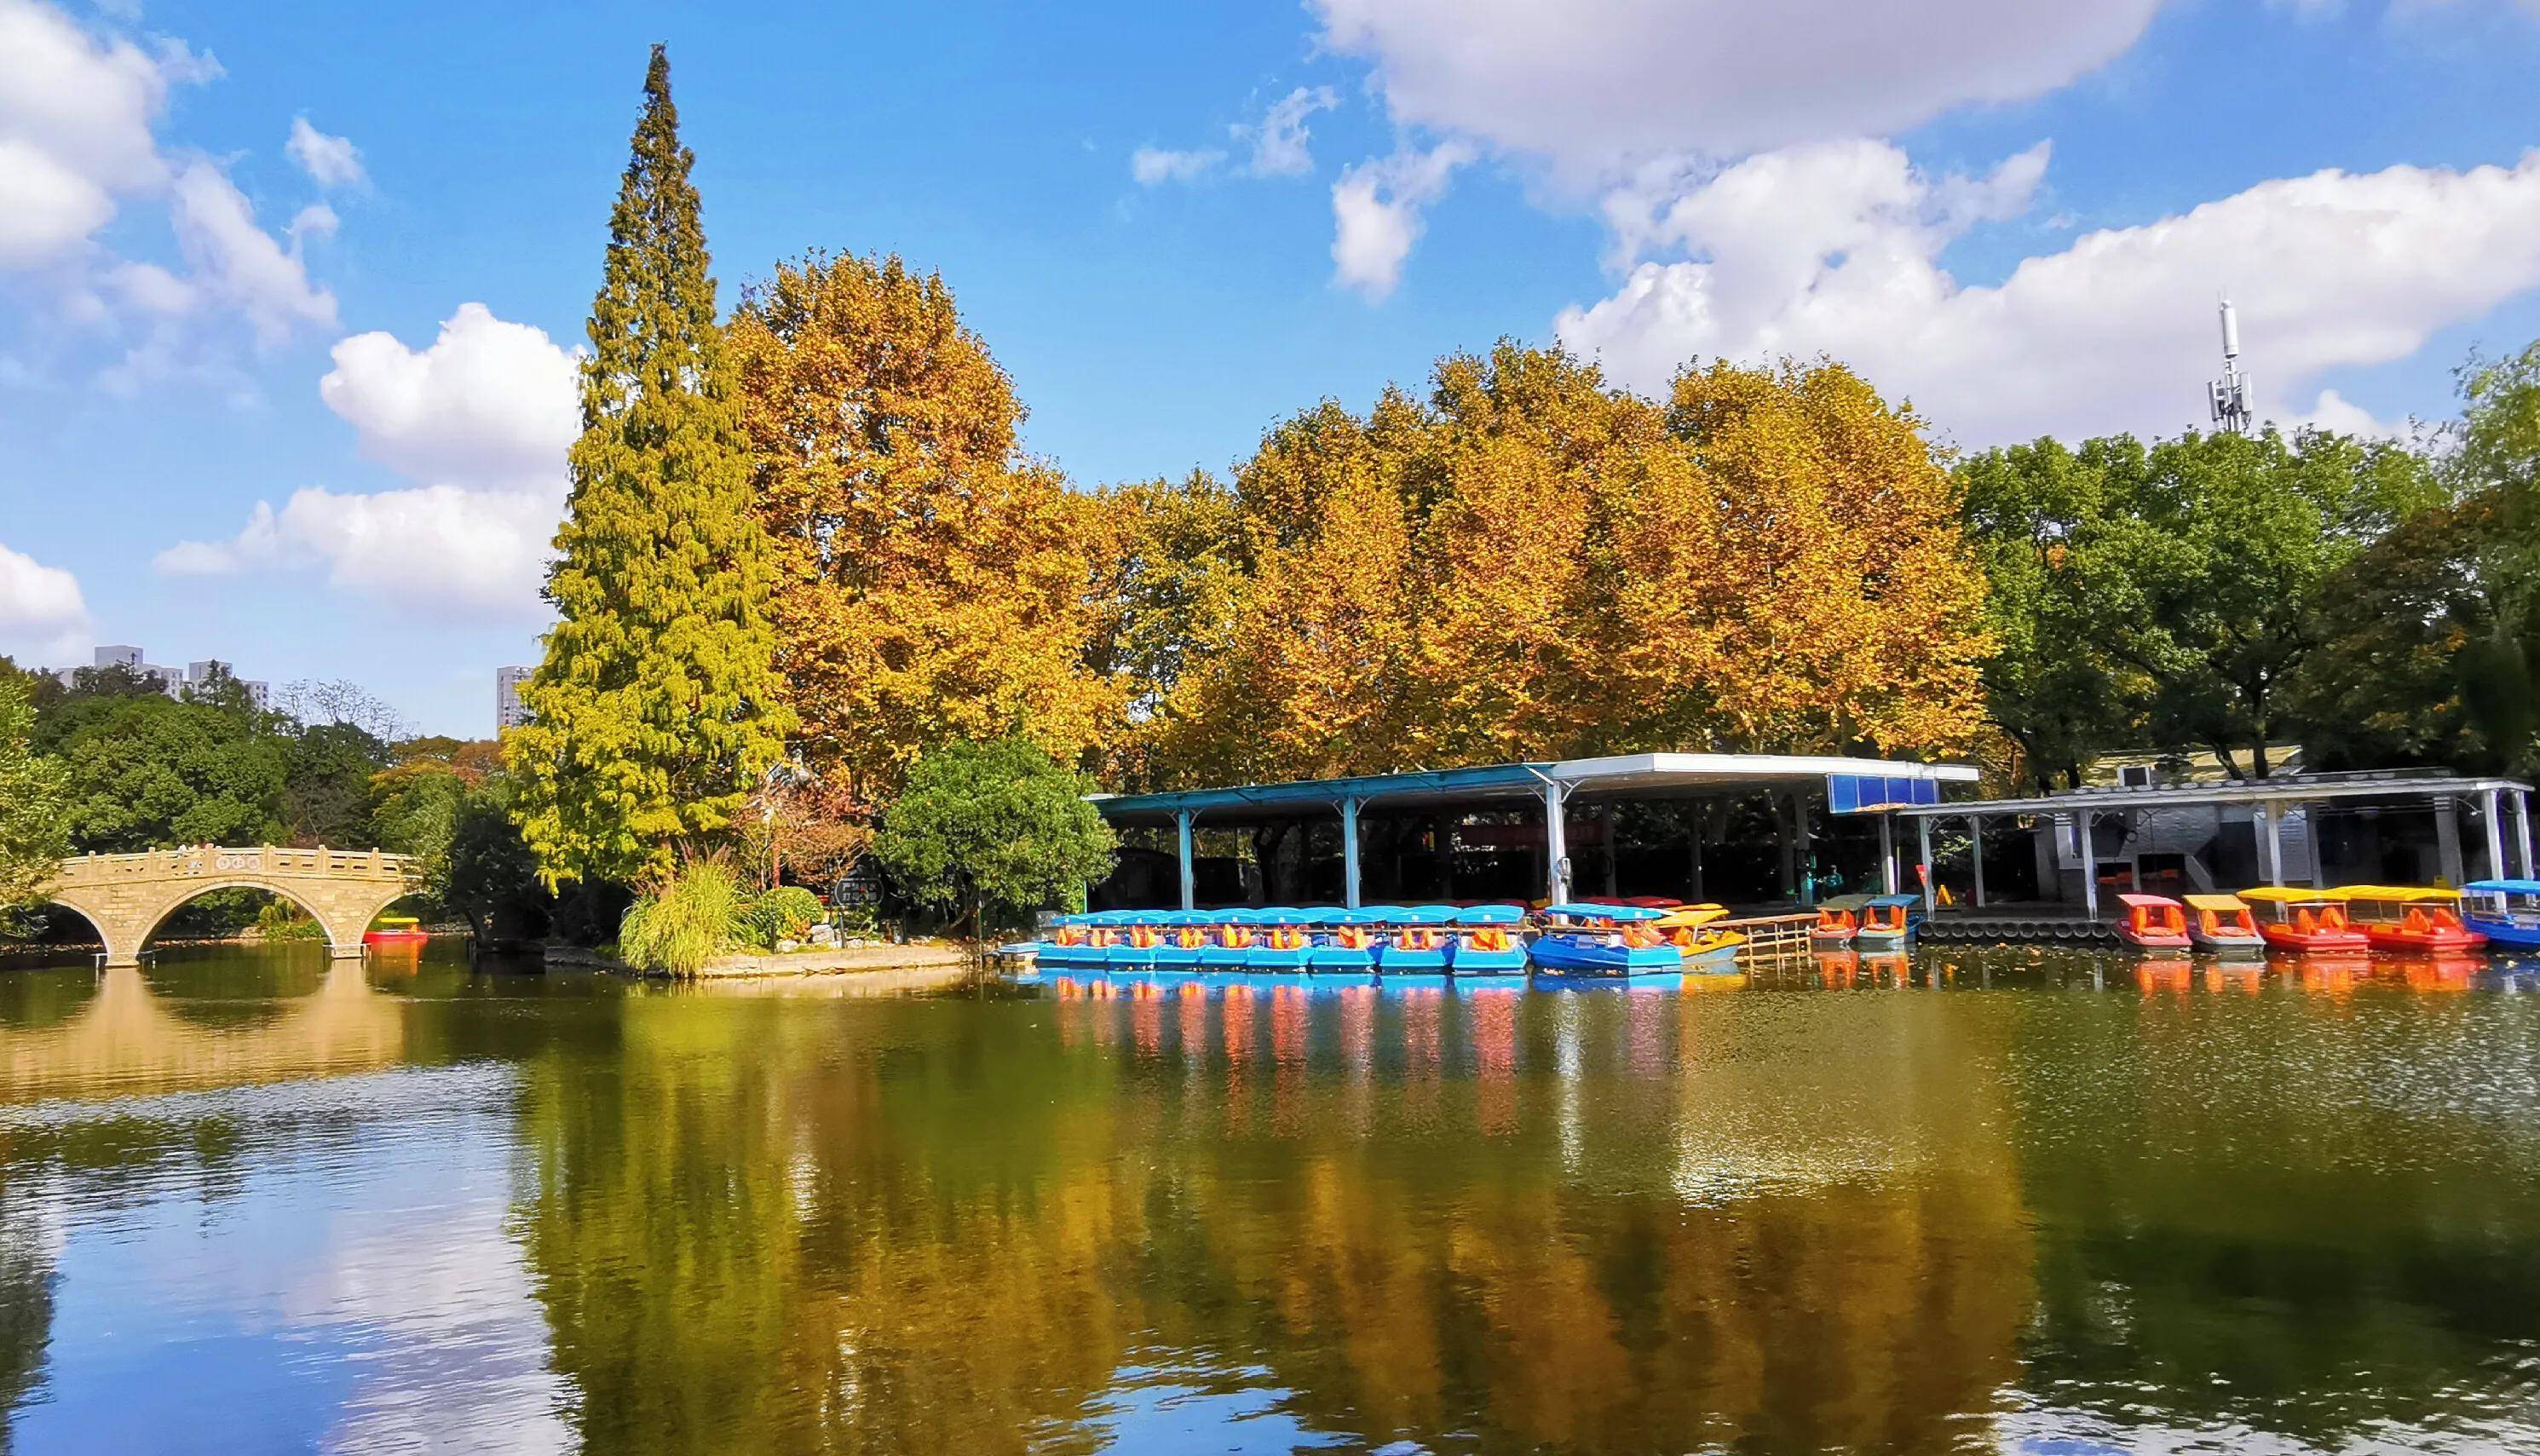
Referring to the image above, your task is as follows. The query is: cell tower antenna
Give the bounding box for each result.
[2207,296,2252,434]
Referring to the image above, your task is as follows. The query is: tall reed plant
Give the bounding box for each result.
[618,860,750,975]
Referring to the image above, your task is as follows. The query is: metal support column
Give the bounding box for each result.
[1969,814,1987,907]
[1340,797,1362,910]
[2518,790,2535,878]
[1915,816,1934,912]
[2436,797,2465,887]
[2255,801,2284,888]
[1543,780,1571,906]
[2079,811,2099,919]
[2482,788,2506,883]
[1793,791,1815,903]
[2307,804,2328,889]
[1687,806,1707,903]
[1775,794,1796,900]
[1878,813,1898,895]
[1176,810,1195,911]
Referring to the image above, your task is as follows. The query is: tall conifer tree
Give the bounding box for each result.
[512,46,791,889]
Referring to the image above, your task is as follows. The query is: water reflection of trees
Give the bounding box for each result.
[515,987,2036,1453]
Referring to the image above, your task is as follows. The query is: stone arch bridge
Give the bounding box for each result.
[44,846,423,967]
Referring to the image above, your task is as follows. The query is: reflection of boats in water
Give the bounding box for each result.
[2134,958,2195,995]
[2398,957,2482,993]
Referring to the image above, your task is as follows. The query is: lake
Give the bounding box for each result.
[4,942,2539,1454]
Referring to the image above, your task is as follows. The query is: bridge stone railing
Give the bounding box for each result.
[51,846,418,889]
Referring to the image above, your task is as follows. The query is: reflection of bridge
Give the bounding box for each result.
[44,847,422,967]
[1,963,406,1104]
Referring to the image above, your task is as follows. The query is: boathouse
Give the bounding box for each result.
[1086,752,1978,912]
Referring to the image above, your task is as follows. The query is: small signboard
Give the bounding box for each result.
[1827,774,1940,814]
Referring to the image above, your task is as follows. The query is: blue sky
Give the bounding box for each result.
[3,0,2539,735]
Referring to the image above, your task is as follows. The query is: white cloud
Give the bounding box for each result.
[157,486,561,618]
[1310,0,2164,179]
[166,160,337,343]
[1239,85,1336,176]
[283,115,364,188]
[1330,141,1471,300]
[0,0,213,268]
[0,538,89,662]
[287,201,338,244]
[1136,85,1340,186]
[157,304,579,619]
[1555,143,2540,446]
[318,302,580,490]
[1131,144,1224,185]
[104,258,194,315]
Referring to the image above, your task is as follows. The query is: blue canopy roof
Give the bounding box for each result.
[2466,879,2540,895]
[1863,894,1921,908]
[1453,905,1524,925]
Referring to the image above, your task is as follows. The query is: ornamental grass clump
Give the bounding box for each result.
[618,861,751,975]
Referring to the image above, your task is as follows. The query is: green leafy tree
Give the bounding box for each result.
[36,688,285,851]
[1956,439,2143,791]
[2453,342,2540,774]
[2289,495,2503,772]
[511,45,792,889]
[283,721,391,846]
[873,737,1116,939]
[1960,428,2439,780]
[0,674,70,928]
[444,775,552,945]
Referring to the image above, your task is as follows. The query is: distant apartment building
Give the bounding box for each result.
[496,665,534,733]
[49,645,268,707]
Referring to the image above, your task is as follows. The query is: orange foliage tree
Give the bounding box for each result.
[1107,344,1990,788]
[729,252,1117,815]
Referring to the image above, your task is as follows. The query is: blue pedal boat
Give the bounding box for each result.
[1036,913,1096,968]
[1309,908,1386,975]
[1529,903,1687,977]
[1374,905,1456,975]
[1198,909,1257,970]
[1243,908,1318,972]
[2464,880,2540,950]
[1443,905,1529,976]
[1151,910,1212,970]
[1104,910,1166,973]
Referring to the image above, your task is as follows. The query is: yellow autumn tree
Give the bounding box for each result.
[1666,359,1990,755]
[729,252,1115,808]
[1151,417,1419,785]
[1115,344,1990,786]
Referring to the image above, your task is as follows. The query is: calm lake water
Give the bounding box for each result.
[4,943,2540,1454]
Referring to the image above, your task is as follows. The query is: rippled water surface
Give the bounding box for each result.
[5,942,2540,1454]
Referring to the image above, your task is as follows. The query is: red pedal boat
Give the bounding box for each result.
[2116,894,2192,951]
[2237,888,2369,954]
[2330,887,2487,954]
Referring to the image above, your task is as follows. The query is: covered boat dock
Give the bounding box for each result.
[1895,770,2537,921]
[1089,752,1979,912]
